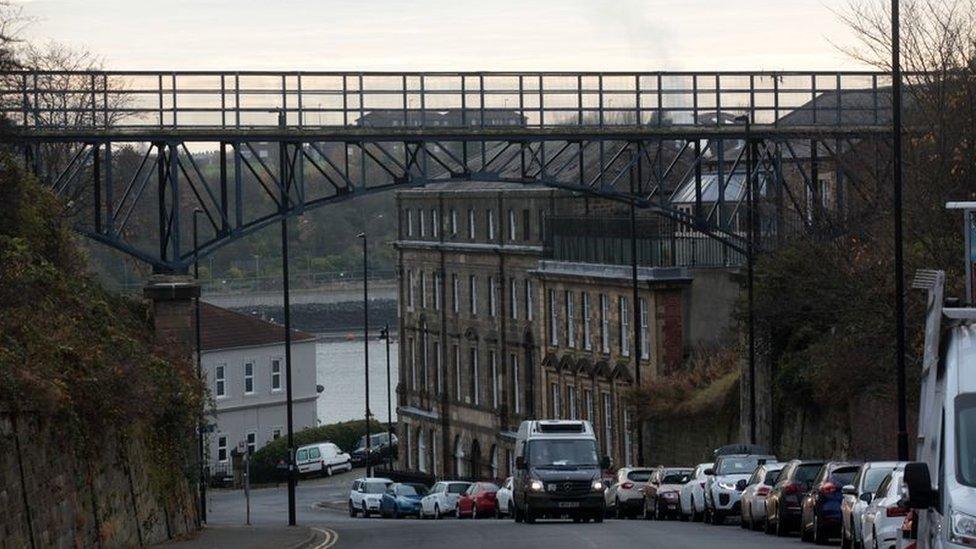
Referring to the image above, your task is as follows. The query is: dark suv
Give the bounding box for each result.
[350,432,398,467]
[765,459,824,537]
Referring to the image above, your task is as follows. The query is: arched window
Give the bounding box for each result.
[454,435,465,477]
[417,428,427,473]
[490,445,498,480]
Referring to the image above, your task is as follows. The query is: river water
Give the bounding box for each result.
[315,337,400,426]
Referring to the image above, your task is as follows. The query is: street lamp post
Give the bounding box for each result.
[891,0,909,462]
[192,209,207,525]
[359,232,373,477]
[380,323,394,472]
[735,114,758,446]
[279,110,297,526]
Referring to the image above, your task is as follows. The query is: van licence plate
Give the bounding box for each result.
[558,502,580,508]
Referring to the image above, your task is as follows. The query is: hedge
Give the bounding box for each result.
[249,419,386,483]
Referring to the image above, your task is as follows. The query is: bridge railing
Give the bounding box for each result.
[0,71,894,132]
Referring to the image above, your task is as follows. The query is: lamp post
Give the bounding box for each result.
[735,114,758,446]
[891,0,909,461]
[192,209,207,525]
[359,232,373,477]
[379,323,393,472]
[279,110,297,526]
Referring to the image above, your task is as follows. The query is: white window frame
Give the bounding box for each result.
[640,297,650,360]
[419,271,427,309]
[271,427,282,440]
[419,208,426,237]
[508,209,517,241]
[217,435,228,463]
[469,275,478,316]
[421,329,429,390]
[470,347,480,405]
[487,209,495,240]
[619,296,630,357]
[450,208,458,236]
[550,382,561,417]
[565,290,576,348]
[582,293,592,350]
[244,360,255,395]
[431,208,439,239]
[525,280,534,321]
[600,294,610,353]
[246,431,257,455]
[467,208,476,240]
[584,389,594,422]
[509,278,518,320]
[488,276,497,317]
[548,289,558,346]
[512,353,521,414]
[215,364,226,398]
[407,209,414,237]
[451,274,459,313]
[434,272,442,311]
[602,392,613,456]
[453,344,461,400]
[270,358,282,392]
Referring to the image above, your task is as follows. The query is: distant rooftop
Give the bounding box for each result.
[195,302,315,352]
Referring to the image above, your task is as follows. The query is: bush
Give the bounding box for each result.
[249,419,385,483]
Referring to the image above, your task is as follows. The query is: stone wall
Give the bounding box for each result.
[0,413,196,548]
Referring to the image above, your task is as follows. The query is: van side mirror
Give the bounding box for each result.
[841,484,857,496]
[600,456,612,470]
[904,462,935,509]
[704,468,714,476]
[516,456,526,470]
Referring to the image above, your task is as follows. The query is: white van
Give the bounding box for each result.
[903,263,976,548]
[295,442,352,477]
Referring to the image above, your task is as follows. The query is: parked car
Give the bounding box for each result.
[704,453,777,525]
[348,477,393,517]
[606,467,656,519]
[642,467,692,520]
[419,481,471,519]
[496,477,514,518]
[379,482,428,519]
[350,432,398,467]
[457,482,499,519]
[765,459,824,536]
[740,462,785,530]
[295,442,352,477]
[841,461,902,549]
[680,462,713,522]
[861,467,910,549]
[800,461,861,544]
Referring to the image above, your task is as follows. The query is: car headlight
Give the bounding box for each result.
[718,481,736,490]
[591,480,605,492]
[951,509,976,545]
[529,480,544,492]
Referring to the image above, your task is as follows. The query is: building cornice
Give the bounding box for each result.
[394,239,543,257]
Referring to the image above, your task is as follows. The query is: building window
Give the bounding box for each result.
[538,208,546,242]
[469,275,478,316]
[407,209,414,237]
[619,296,631,357]
[467,208,475,240]
[431,208,439,239]
[246,432,257,455]
[272,428,282,440]
[567,385,577,420]
[217,435,228,463]
[244,361,255,394]
[407,270,415,308]
[508,209,517,241]
[623,409,633,466]
[434,341,442,394]
[434,272,442,311]
[640,298,650,360]
[509,278,518,320]
[602,392,613,456]
[488,277,497,317]
[271,358,282,391]
[450,209,458,236]
[418,429,427,473]
[582,293,592,351]
[453,344,461,400]
[489,350,498,408]
[548,289,558,346]
[584,389,594,422]
[522,209,531,241]
[470,347,479,405]
[600,294,610,353]
[565,290,576,348]
[487,209,495,240]
[511,353,521,414]
[409,337,416,389]
[550,382,561,417]
[421,328,429,390]
[419,271,427,309]
[452,274,459,313]
[419,209,426,237]
[215,364,226,398]
[526,280,534,321]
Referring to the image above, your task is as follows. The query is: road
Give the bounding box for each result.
[207,469,811,549]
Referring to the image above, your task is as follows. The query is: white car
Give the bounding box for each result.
[419,480,471,519]
[861,467,909,549]
[841,461,902,549]
[739,462,784,530]
[348,477,392,518]
[606,467,656,518]
[680,462,713,521]
[704,454,777,525]
[295,442,352,477]
[495,477,514,518]
[642,467,693,520]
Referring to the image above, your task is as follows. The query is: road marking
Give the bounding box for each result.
[311,527,339,549]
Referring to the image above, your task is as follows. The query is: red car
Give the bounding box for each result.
[456,482,499,519]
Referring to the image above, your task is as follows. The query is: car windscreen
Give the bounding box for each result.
[481,483,500,492]
[862,467,894,493]
[447,483,470,494]
[957,393,976,487]
[716,456,764,475]
[296,449,308,461]
[397,485,426,496]
[795,464,823,483]
[526,439,599,468]
[627,470,653,482]
[661,472,691,484]
[363,482,388,494]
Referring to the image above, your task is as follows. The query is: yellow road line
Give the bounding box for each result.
[311,527,339,549]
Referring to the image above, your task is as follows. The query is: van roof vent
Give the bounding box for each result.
[536,421,585,433]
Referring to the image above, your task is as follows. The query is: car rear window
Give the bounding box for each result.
[448,483,470,494]
[796,464,823,483]
[764,469,782,486]
[661,472,691,484]
[628,470,653,482]
[831,467,858,486]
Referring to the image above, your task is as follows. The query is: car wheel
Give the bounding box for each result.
[593,511,604,524]
[508,502,514,520]
[434,504,441,520]
[775,507,788,537]
[614,498,623,520]
[524,503,536,524]
[473,504,479,519]
[349,500,357,517]
[514,501,523,523]
[326,465,333,477]
[362,502,369,518]
[712,511,724,526]
[841,523,852,549]
[392,504,400,519]
[813,513,828,545]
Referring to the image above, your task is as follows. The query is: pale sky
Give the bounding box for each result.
[16,0,874,71]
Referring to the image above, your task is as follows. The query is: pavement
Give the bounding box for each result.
[182,467,815,548]
[156,524,332,549]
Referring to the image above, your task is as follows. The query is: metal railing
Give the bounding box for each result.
[0,70,894,131]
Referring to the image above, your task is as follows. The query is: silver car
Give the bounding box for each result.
[840,461,901,549]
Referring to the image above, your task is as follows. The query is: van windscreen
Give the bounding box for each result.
[537,423,585,433]
[527,439,598,468]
